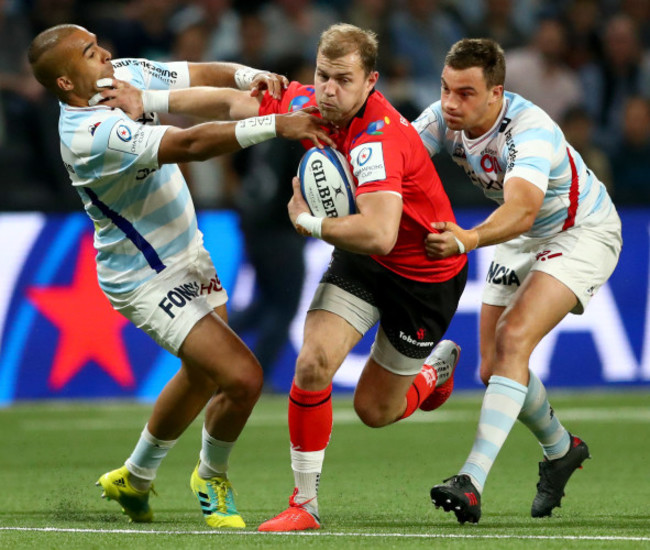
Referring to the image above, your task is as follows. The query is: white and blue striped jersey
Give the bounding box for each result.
[413,91,615,238]
[59,58,196,294]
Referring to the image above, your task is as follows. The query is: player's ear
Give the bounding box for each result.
[489,85,504,105]
[367,70,379,89]
[57,75,74,92]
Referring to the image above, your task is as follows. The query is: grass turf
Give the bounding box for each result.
[0,390,648,549]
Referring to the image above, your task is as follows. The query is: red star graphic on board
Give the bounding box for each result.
[27,234,135,390]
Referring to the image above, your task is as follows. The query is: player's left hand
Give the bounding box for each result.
[288,176,312,236]
[426,221,479,258]
[249,72,289,100]
[93,79,144,120]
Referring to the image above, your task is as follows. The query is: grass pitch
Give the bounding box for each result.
[0,390,649,549]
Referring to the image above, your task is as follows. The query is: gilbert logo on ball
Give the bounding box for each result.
[298,146,356,218]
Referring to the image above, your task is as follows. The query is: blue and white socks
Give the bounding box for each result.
[518,369,570,460]
[460,375,527,493]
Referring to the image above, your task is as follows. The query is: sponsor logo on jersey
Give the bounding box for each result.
[116,124,132,142]
[486,261,521,286]
[505,128,517,171]
[89,122,101,136]
[350,142,386,184]
[289,87,314,112]
[108,121,148,155]
[158,275,223,319]
[112,59,179,83]
[357,147,372,166]
[480,153,503,174]
[350,117,390,146]
[535,250,563,261]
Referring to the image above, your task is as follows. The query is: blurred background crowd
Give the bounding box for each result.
[2,0,650,211]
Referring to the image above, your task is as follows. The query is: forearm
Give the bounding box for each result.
[472,200,536,247]
[317,215,396,255]
[166,87,256,120]
[188,62,260,87]
[159,116,276,164]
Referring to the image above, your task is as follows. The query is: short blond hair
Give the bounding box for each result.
[317,23,378,75]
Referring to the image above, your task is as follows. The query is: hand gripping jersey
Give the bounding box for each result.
[413,91,616,238]
[59,59,195,294]
[259,82,466,283]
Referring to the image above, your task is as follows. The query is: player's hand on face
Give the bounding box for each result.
[249,72,289,100]
[275,106,336,149]
[288,176,312,236]
[93,79,144,120]
[425,221,477,258]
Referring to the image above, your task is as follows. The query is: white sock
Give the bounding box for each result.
[291,448,324,518]
[198,425,234,479]
[125,424,177,488]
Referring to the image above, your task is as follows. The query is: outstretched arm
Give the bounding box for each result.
[158,107,334,165]
[425,177,544,258]
[187,62,288,99]
[97,79,263,121]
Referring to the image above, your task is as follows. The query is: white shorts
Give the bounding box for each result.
[105,244,228,355]
[482,208,622,314]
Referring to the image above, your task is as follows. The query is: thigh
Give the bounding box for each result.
[374,262,468,375]
[482,235,534,308]
[180,308,261,390]
[499,270,578,356]
[106,249,228,356]
[531,214,622,314]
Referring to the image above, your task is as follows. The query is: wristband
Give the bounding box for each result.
[141,90,170,113]
[234,67,266,90]
[235,115,277,148]
[296,212,323,239]
[453,235,466,254]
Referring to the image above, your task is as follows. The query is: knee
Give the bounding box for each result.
[295,347,332,389]
[495,317,528,358]
[228,359,264,404]
[203,355,263,406]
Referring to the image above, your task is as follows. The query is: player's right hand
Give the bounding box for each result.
[95,79,145,121]
[426,221,479,258]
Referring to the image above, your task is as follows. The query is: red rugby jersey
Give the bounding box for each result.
[260,82,466,283]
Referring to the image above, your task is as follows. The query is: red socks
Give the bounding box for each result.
[400,364,438,419]
[289,381,333,452]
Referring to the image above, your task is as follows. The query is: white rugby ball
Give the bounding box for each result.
[298,146,356,218]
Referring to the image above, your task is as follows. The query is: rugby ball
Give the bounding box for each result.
[298,146,356,218]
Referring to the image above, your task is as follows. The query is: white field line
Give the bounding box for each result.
[0,527,649,542]
[18,407,650,431]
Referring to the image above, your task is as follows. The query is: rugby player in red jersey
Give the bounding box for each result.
[103,23,467,531]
